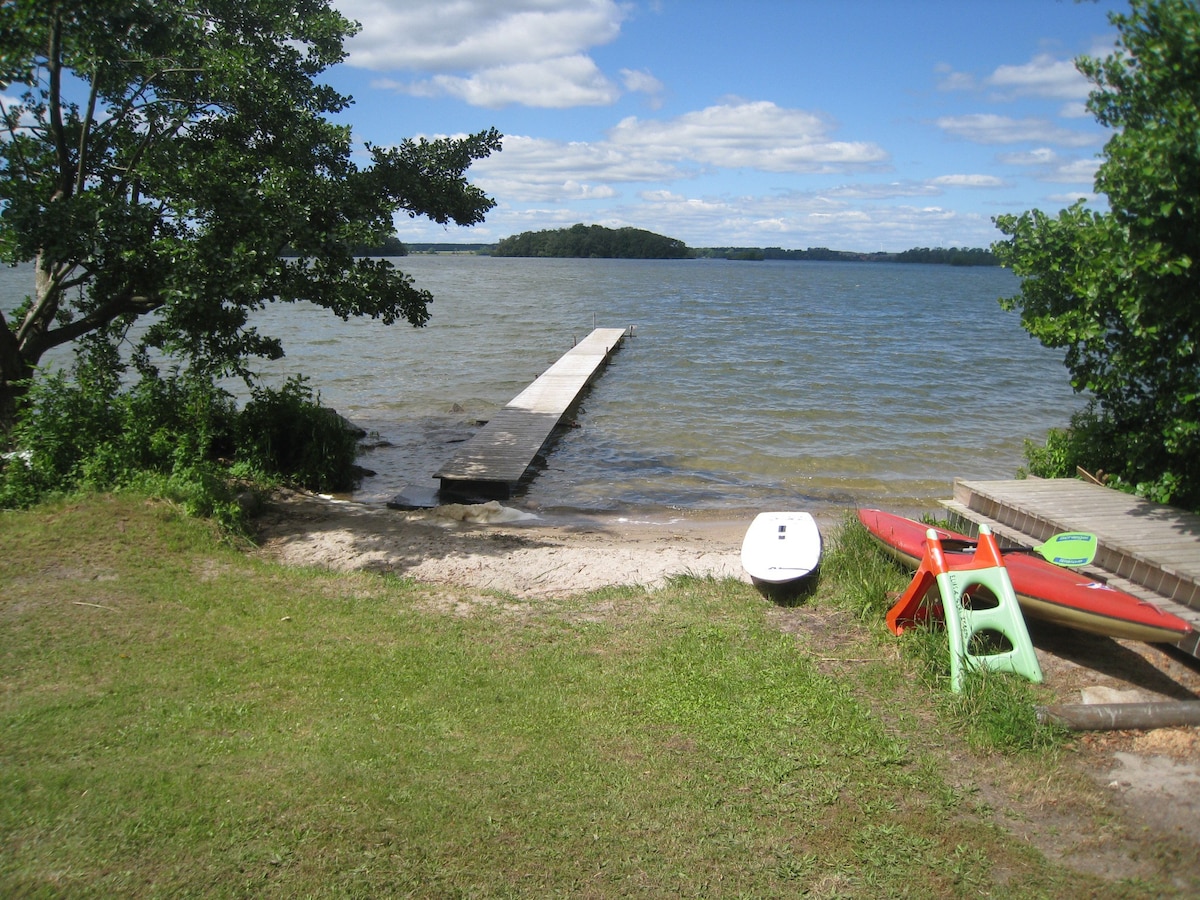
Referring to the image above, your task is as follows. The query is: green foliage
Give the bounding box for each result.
[0,368,359,523]
[235,376,359,493]
[1020,406,1113,479]
[493,223,691,258]
[0,367,243,525]
[0,0,499,428]
[993,0,1200,510]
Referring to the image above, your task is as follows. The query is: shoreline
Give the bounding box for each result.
[254,489,774,598]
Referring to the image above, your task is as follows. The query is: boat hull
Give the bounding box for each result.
[857,508,1193,643]
[741,512,822,597]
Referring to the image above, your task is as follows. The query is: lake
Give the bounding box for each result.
[1,257,1083,520]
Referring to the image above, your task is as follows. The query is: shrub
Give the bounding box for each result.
[0,370,237,505]
[234,376,359,493]
[0,369,361,523]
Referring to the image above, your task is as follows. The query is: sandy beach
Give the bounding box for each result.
[252,489,763,598]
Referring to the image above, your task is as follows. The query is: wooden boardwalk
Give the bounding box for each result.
[943,478,1200,657]
[435,327,628,499]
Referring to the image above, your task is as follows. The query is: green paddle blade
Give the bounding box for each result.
[1032,532,1097,567]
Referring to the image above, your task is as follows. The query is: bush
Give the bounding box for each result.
[234,376,360,493]
[1,369,360,523]
[1021,406,1112,480]
[1022,405,1196,509]
[0,370,237,504]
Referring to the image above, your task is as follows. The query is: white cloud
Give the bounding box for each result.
[610,101,889,173]
[998,147,1059,166]
[1048,192,1101,206]
[995,147,1098,185]
[637,193,1000,250]
[468,134,680,201]
[1058,100,1092,119]
[395,179,1006,251]
[986,53,1089,101]
[936,113,1099,148]
[336,0,624,71]
[935,63,977,93]
[392,55,620,108]
[461,100,889,203]
[336,0,628,108]
[821,182,940,200]
[1049,157,1100,184]
[938,51,1091,103]
[930,174,1006,188]
[620,68,664,96]
[532,179,1002,251]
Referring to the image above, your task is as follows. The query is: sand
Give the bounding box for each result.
[252,490,759,597]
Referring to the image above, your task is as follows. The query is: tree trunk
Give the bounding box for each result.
[0,357,35,437]
[0,260,51,435]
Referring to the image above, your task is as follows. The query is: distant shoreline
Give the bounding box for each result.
[403,243,1000,266]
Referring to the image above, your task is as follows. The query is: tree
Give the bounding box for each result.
[992,0,1200,509]
[0,0,501,429]
[491,224,691,259]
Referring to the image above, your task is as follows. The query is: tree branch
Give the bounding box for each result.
[45,13,72,202]
[74,68,100,195]
[15,256,68,347]
[26,290,162,358]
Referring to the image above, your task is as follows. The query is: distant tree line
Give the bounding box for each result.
[892,247,998,266]
[422,229,1000,266]
[282,235,408,257]
[406,243,493,254]
[691,246,997,265]
[492,224,691,259]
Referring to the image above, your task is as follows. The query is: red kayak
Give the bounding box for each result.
[858,508,1193,643]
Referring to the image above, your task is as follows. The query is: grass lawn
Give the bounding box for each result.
[1,494,1191,897]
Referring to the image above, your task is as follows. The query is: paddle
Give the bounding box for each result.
[939,531,1098,567]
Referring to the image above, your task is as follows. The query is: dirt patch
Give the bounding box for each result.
[252,490,1200,886]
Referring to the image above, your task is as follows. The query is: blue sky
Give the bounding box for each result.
[325,0,1126,251]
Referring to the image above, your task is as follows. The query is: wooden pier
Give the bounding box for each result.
[435,327,629,499]
[943,478,1200,658]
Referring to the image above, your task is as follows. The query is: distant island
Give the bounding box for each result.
[393,225,1001,266]
[492,224,690,259]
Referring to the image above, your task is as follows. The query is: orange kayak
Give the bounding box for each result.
[857,508,1193,643]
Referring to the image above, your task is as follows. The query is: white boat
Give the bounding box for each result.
[740,511,822,596]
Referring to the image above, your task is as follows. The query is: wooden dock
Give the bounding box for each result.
[943,478,1200,657]
[435,327,628,499]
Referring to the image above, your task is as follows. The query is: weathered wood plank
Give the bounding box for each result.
[435,327,628,498]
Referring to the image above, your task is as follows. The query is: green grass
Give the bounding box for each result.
[0,496,1189,897]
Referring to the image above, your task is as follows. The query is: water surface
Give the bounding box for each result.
[1,257,1082,520]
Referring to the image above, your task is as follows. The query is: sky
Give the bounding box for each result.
[324,0,1128,252]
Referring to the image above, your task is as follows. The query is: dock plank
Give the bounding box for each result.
[435,327,627,498]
